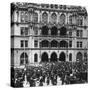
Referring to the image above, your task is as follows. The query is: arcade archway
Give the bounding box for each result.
[59,52,66,61]
[76,52,83,61]
[50,52,57,62]
[41,52,49,62]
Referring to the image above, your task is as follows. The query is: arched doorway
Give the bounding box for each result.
[76,52,82,61]
[51,26,58,35]
[59,52,66,61]
[41,26,49,35]
[50,52,57,62]
[20,52,28,65]
[41,52,48,62]
[60,27,67,36]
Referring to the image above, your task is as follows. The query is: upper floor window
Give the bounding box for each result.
[76,30,83,37]
[60,13,66,25]
[34,40,38,47]
[20,40,28,48]
[20,27,28,36]
[77,41,82,48]
[77,17,83,26]
[69,31,72,37]
[42,12,48,23]
[25,12,28,22]
[69,41,72,47]
[21,11,25,22]
[33,12,38,23]
[51,13,57,23]
[69,15,72,25]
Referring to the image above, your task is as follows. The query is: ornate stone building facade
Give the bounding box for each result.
[11,2,88,67]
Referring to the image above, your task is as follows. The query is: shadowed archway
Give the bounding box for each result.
[41,52,49,62]
[59,52,66,61]
[50,52,57,62]
[76,52,83,61]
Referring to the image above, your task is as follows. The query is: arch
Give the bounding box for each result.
[41,52,49,62]
[51,26,58,35]
[34,53,38,62]
[60,40,68,47]
[42,12,48,23]
[69,53,72,61]
[59,52,66,61]
[20,52,28,65]
[76,52,83,61]
[51,12,57,23]
[41,26,49,35]
[60,27,67,36]
[60,13,66,24]
[33,12,38,23]
[51,40,58,47]
[41,40,49,47]
[50,52,57,62]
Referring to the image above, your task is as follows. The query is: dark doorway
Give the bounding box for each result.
[50,52,57,62]
[59,52,66,61]
[41,52,48,62]
[60,27,67,36]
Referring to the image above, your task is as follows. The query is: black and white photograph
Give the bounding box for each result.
[11,2,88,88]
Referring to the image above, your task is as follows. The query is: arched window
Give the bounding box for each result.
[51,26,58,35]
[21,11,25,22]
[69,53,72,61]
[25,11,28,22]
[41,26,49,35]
[60,40,68,47]
[60,14,66,25]
[33,12,38,23]
[41,40,49,47]
[60,27,67,36]
[20,52,28,65]
[42,12,48,23]
[51,40,58,47]
[51,13,57,23]
[34,53,38,62]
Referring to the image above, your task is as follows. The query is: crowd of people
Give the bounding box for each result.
[11,61,88,87]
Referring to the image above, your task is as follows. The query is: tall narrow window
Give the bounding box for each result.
[21,40,24,47]
[21,11,25,22]
[69,41,72,47]
[25,40,28,47]
[77,41,79,48]
[80,42,82,48]
[34,40,38,47]
[34,54,38,62]
[69,53,72,61]
[25,27,28,35]
[21,27,24,36]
